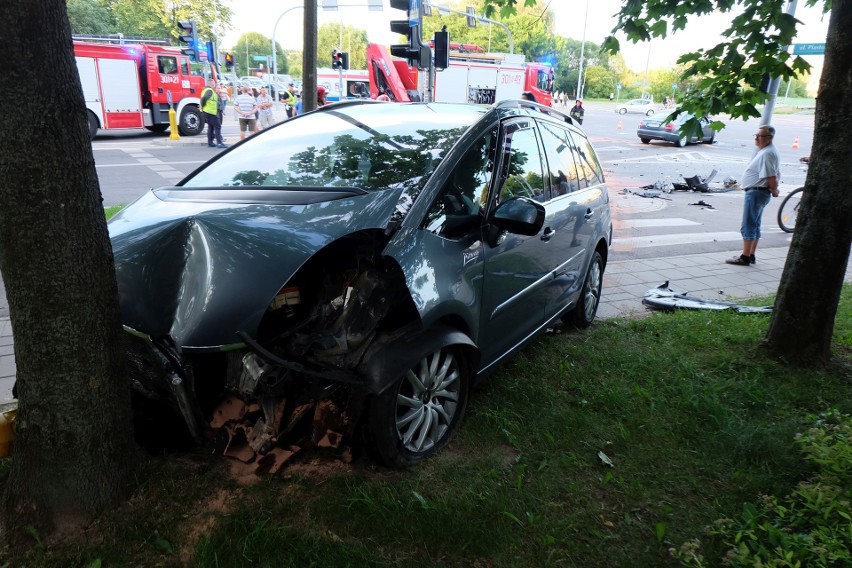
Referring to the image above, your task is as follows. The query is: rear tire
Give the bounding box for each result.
[777,187,804,233]
[563,251,603,328]
[675,135,686,147]
[646,109,655,116]
[640,137,651,144]
[86,110,99,139]
[618,108,627,115]
[367,344,469,468]
[178,105,204,136]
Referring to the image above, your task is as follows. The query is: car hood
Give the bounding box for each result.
[109,186,404,348]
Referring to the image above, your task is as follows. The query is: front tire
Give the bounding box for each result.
[178,105,204,136]
[618,108,627,115]
[646,109,655,116]
[777,187,804,233]
[367,344,469,468]
[563,251,603,328]
[145,124,169,134]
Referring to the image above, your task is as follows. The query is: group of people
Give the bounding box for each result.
[201,81,329,146]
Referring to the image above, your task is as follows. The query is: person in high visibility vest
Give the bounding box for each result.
[201,80,226,148]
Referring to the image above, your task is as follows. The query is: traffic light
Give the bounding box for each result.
[434,30,449,69]
[332,49,341,70]
[177,20,198,62]
[225,53,234,71]
[340,52,349,70]
[389,0,431,69]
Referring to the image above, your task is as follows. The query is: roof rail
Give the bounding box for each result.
[72,34,171,46]
[492,99,575,125]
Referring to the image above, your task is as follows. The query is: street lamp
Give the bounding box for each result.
[575,0,588,100]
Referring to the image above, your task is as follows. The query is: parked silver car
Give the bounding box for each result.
[111,100,612,468]
[615,98,657,116]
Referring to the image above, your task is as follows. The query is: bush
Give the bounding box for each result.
[675,410,852,567]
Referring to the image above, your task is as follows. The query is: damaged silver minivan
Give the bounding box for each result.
[111,100,612,470]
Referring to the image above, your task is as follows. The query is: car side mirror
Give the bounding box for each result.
[490,196,545,237]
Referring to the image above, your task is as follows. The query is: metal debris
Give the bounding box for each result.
[689,200,715,209]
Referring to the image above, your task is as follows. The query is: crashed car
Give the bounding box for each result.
[111,100,612,469]
[637,112,716,147]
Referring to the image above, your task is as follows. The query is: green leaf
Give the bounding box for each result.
[84,560,103,568]
[412,491,429,510]
[654,521,666,542]
[155,538,174,554]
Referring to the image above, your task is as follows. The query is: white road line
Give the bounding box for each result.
[95,160,205,168]
[619,218,701,228]
[613,231,743,248]
[604,151,748,164]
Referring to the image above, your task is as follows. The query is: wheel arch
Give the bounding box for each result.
[358,324,480,395]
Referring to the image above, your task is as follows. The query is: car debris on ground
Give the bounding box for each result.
[625,170,741,197]
[642,282,773,313]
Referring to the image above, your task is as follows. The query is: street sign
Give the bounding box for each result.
[466,6,476,27]
[793,43,825,55]
[252,55,267,62]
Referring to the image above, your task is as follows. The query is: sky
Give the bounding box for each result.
[222,0,831,72]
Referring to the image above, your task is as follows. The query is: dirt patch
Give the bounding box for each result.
[177,487,236,564]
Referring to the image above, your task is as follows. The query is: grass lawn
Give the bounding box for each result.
[2,288,850,567]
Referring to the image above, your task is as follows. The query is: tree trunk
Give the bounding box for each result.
[764,3,852,365]
[0,0,136,546]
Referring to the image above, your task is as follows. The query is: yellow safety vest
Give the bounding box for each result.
[201,88,219,114]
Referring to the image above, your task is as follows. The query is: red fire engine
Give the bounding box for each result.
[74,40,208,139]
[367,43,553,106]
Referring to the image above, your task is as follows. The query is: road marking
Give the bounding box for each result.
[613,231,743,248]
[605,151,747,164]
[106,149,190,182]
[620,218,701,228]
[95,160,204,168]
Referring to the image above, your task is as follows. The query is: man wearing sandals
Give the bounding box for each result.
[726,125,780,265]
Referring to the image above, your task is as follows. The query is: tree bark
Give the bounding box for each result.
[764,2,852,365]
[0,0,136,546]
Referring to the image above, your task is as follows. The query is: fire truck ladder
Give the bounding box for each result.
[72,34,170,45]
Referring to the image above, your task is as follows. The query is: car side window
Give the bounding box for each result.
[538,122,583,197]
[424,128,497,239]
[567,130,604,187]
[496,121,546,203]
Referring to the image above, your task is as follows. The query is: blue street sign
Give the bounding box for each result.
[793,43,825,55]
[252,55,267,61]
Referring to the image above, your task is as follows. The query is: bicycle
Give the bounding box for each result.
[777,186,804,233]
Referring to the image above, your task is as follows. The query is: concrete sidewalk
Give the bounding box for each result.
[1,246,848,404]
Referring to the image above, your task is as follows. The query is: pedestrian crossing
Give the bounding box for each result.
[612,217,787,251]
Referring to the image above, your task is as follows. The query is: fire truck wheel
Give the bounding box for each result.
[87,111,99,140]
[145,124,169,134]
[178,106,204,136]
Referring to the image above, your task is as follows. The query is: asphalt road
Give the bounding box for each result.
[0,101,814,318]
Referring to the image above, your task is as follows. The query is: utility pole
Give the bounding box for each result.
[303,0,318,112]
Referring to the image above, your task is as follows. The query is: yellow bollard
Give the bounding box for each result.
[0,407,16,458]
[169,107,180,141]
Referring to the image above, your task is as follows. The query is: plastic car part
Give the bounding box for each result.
[366,343,470,467]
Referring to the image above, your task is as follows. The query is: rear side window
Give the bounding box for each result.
[568,130,604,188]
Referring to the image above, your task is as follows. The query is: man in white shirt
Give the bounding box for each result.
[726,125,781,265]
[233,86,259,140]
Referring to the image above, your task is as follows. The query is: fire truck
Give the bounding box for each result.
[74,40,208,139]
[367,43,553,106]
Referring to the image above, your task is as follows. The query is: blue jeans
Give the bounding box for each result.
[741,189,771,240]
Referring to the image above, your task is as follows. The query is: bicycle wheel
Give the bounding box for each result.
[777,187,803,233]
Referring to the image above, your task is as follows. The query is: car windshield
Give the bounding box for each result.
[183,103,482,194]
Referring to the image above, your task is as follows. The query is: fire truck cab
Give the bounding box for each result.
[74,41,207,139]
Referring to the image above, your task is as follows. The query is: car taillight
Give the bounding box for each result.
[665,124,675,131]
[638,121,645,127]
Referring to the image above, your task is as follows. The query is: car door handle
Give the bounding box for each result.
[584,209,593,221]
[540,228,556,241]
